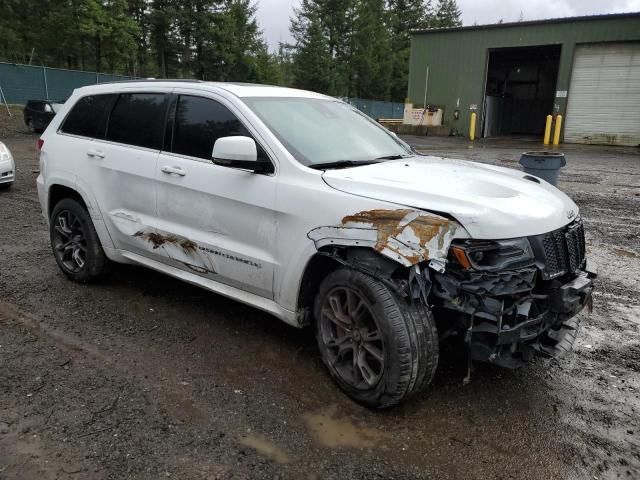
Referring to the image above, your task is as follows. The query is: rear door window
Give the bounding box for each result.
[106,93,168,150]
[60,94,116,138]
[171,95,250,160]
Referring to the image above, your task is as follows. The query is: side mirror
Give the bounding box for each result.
[212,136,268,173]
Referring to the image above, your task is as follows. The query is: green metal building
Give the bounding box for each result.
[408,13,640,145]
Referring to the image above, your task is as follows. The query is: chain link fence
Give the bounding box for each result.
[0,63,406,122]
[0,62,132,105]
[347,98,405,120]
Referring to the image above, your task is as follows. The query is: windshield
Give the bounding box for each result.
[242,97,411,167]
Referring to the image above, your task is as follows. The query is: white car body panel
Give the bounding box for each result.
[0,141,16,185]
[36,81,578,327]
[322,156,579,239]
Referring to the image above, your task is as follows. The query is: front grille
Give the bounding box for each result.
[531,220,586,279]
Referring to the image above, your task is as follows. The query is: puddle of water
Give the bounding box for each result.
[303,405,385,449]
[239,434,290,464]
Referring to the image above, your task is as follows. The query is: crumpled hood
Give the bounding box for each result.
[322,155,579,239]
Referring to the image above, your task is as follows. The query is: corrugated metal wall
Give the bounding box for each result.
[564,43,640,146]
[0,62,132,105]
[408,14,640,138]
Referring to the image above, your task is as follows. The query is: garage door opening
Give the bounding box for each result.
[482,45,561,138]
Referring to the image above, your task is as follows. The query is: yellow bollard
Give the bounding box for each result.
[543,115,553,145]
[470,112,477,141]
[553,115,563,146]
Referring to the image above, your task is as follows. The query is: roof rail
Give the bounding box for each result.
[99,78,206,85]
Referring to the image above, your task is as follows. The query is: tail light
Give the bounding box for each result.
[37,138,44,152]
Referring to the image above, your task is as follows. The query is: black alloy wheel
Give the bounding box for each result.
[50,198,110,283]
[52,209,88,273]
[319,286,385,389]
[314,268,439,409]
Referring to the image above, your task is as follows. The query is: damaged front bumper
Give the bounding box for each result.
[431,267,596,369]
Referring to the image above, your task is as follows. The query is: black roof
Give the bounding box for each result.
[412,11,640,35]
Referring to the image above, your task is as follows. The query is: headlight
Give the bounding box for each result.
[449,238,534,271]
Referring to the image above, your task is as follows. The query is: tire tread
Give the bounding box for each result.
[314,267,438,409]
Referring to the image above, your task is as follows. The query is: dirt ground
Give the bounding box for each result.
[1,121,639,479]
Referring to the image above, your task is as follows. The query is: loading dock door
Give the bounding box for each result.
[565,43,640,146]
[482,45,560,138]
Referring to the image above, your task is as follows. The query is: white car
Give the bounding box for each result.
[36,81,595,408]
[0,141,15,188]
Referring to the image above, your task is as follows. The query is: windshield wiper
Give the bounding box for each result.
[309,160,382,170]
[375,154,411,160]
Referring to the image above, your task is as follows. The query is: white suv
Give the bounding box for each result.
[37,81,595,408]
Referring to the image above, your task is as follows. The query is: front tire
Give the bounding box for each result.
[314,268,439,409]
[50,198,110,283]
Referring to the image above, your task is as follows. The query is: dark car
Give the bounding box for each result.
[23,100,64,133]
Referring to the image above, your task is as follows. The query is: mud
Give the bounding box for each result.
[0,132,639,479]
[134,230,198,253]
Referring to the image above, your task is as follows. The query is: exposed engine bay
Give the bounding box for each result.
[430,218,595,368]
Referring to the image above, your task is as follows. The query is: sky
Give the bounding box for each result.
[256,0,640,49]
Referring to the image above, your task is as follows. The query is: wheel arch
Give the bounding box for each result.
[48,184,87,217]
[307,208,467,269]
[47,181,115,250]
[296,246,406,326]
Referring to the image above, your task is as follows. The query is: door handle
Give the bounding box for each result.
[86,149,105,159]
[161,166,186,176]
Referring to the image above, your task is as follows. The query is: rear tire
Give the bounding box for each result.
[50,198,110,283]
[314,267,439,409]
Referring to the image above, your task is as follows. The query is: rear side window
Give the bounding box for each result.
[171,95,250,160]
[106,93,168,150]
[60,94,115,138]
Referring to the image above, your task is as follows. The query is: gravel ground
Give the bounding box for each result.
[0,106,27,137]
[0,131,639,479]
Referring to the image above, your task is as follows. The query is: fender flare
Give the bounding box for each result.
[46,174,115,250]
[307,208,468,269]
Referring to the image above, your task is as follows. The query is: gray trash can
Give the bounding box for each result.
[519,151,566,186]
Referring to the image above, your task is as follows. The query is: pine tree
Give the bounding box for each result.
[149,0,181,77]
[318,0,356,95]
[0,0,464,96]
[254,41,283,85]
[351,0,392,100]
[290,0,357,96]
[292,14,332,93]
[103,0,140,74]
[387,0,433,101]
[127,0,154,76]
[275,43,296,87]
[434,0,462,28]
[217,0,262,81]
